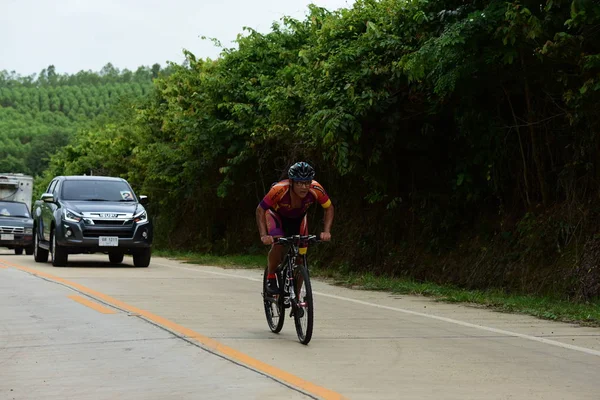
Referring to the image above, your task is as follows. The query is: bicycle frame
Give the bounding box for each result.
[274,235,316,306]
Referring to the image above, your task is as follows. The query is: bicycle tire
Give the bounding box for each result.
[293,264,314,345]
[263,267,285,333]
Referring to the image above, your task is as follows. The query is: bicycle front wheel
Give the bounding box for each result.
[293,264,314,345]
[263,267,285,333]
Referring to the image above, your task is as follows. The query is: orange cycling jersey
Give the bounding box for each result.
[259,180,332,219]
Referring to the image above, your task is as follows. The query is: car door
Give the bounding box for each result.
[40,179,58,242]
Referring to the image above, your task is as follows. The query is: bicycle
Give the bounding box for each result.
[262,234,319,345]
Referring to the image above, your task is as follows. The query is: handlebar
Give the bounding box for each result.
[274,235,320,246]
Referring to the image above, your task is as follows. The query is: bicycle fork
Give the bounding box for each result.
[283,262,296,305]
[284,262,306,318]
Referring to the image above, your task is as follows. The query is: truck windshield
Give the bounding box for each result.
[0,201,31,218]
[61,180,137,202]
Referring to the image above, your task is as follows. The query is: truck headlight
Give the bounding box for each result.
[133,211,147,223]
[24,228,33,235]
[63,209,82,223]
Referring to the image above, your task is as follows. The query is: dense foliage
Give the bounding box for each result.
[37,0,600,299]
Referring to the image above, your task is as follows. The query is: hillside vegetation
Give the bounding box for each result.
[0,64,160,175]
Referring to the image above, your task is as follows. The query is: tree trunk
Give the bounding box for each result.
[503,86,531,207]
[521,51,548,206]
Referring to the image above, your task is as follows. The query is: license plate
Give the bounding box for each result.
[1,234,14,241]
[99,236,119,246]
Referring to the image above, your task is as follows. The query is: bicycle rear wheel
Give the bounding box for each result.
[263,267,285,333]
[293,264,314,345]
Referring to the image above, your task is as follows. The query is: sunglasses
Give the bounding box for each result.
[293,181,311,187]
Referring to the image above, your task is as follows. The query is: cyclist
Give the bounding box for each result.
[256,161,334,294]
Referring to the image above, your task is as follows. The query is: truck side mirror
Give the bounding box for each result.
[139,195,148,205]
[41,193,55,203]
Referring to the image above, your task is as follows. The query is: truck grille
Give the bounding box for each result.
[0,226,24,234]
[90,219,133,226]
[82,229,133,239]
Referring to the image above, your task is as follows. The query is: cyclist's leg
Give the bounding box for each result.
[266,211,285,291]
[299,215,308,257]
[268,246,284,275]
[295,215,308,299]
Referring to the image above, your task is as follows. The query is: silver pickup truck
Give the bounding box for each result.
[32,175,153,267]
[0,200,34,255]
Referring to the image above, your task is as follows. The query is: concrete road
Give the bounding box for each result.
[1,250,599,400]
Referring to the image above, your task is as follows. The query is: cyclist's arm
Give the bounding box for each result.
[310,180,333,233]
[256,205,268,238]
[323,203,334,234]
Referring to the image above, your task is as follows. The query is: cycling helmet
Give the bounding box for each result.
[288,161,315,181]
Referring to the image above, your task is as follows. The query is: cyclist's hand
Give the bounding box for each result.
[320,232,331,241]
[261,235,274,245]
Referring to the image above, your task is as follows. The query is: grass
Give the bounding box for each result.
[154,249,266,269]
[153,249,600,327]
[321,271,600,326]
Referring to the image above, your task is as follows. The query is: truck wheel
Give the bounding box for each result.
[109,253,124,264]
[51,229,68,267]
[34,229,49,263]
[133,248,151,268]
[14,248,23,255]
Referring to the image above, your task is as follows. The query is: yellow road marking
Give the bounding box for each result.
[68,294,117,314]
[0,258,347,400]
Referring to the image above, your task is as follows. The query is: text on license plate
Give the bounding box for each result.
[99,236,119,246]
[1,234,14,241]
